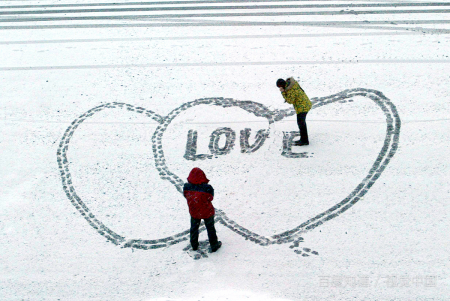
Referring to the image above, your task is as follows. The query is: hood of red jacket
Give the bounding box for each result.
[187,168,210,185]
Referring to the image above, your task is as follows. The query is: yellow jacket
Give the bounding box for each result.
[281,77,312,114]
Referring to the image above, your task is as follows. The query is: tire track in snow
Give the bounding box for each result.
[1,1,448,9]
[1,2,449,15]
[0,32,429,45]
[1,59,449,72]
[0,0,449,33]
[2,9,450,23]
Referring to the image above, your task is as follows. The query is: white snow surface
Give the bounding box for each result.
[1,0,449,300]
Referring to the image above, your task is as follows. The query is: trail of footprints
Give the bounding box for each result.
[57,89,401,260]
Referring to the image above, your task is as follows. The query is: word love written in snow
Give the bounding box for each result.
[183,127,310,160]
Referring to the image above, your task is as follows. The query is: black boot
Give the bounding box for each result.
[211,241,222,252]
[293,140,309,146]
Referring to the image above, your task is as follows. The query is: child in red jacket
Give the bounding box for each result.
[183,168,222,252]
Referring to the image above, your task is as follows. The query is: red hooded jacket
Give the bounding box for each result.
[183,168,215,219]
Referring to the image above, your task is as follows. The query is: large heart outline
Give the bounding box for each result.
[57,88,400,250]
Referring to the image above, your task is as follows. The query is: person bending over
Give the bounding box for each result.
[277,77,312,146]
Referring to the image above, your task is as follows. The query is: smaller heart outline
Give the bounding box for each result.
[57,88,401,250]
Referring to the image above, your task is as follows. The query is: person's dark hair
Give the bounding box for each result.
[276,78,286,88]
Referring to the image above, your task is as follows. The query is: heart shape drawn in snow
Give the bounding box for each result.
[57,88,400,250]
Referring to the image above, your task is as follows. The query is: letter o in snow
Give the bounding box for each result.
[208,127,236,156]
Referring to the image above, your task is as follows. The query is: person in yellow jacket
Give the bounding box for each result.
[276,77,312,146]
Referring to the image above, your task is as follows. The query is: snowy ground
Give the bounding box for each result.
[1,1,449,300]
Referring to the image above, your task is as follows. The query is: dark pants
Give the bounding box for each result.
[190,215,218,249]
[297,112,309,143]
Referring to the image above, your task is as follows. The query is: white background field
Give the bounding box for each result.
[1,1,449,300]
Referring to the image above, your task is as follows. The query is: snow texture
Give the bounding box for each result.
[1,1,449,300]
